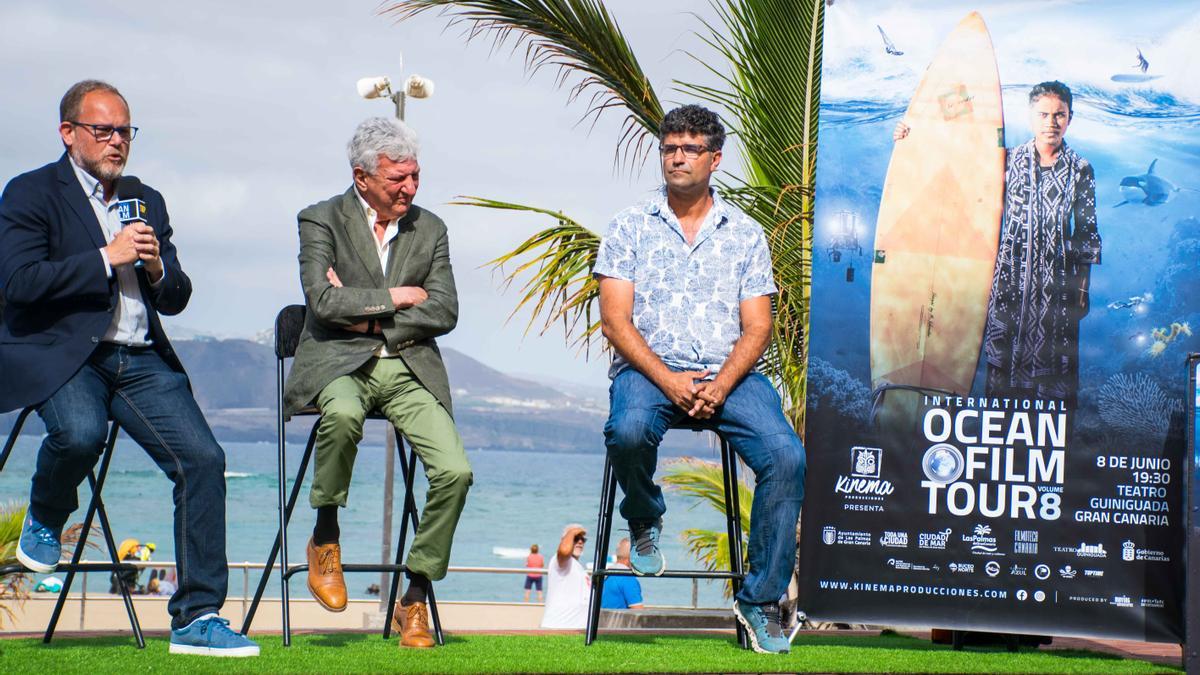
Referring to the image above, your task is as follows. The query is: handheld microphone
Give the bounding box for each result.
[115,176,147,268]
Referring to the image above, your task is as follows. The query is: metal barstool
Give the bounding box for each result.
[0,407,145,647]
[239,305,443,646]
[584,427,749,648]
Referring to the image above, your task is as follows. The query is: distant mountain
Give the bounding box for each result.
[1,338,696,454]
[2,336,710,451]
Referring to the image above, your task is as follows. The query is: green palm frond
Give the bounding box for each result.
[679,0,824,433]
[0,502,29,627]
[663,458,752,597]
[389,0,826,435]
[384,0,664,168]
[458,196,603,352]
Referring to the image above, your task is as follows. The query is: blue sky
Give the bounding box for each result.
[0,1,725,385]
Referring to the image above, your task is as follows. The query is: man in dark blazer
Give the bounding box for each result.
[0,80,257,657]
[283,117,470,649]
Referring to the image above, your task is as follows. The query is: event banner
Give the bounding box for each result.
[797,1,1198,642]
[1187,354,1199,668]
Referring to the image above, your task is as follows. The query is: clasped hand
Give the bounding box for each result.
[661,369,729,419]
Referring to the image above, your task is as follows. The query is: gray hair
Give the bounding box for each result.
[60,80,127,122]
[347,117,420,174]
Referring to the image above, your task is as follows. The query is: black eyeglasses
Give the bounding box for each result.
[660,143,710,159]
[574,536,588,544]
[70,121,139,142]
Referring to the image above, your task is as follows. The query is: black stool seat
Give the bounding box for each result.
[585,428,749,648]
[0,407,145,648]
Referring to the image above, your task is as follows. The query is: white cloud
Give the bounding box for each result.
[1,0,721,383]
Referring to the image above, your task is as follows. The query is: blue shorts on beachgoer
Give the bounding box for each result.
[524,575,543,591]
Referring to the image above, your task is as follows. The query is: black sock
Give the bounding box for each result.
[313,506,340,545]
[402,571,430,606]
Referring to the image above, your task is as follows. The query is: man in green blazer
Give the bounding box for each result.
[283,117,471,649]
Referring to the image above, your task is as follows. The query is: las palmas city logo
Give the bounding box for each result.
[962,524,1002,555]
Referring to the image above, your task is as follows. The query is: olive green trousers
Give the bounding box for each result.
[310,357,471,581]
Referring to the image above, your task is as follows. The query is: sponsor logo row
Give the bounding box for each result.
[820,525,1171,563]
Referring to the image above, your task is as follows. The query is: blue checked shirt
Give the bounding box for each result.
[593,187,778,379]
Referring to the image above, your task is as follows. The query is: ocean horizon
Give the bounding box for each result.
[1,436,734,609]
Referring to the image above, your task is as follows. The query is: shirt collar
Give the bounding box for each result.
[68,155,111,205]
[354,188,385,225]
[644,185,728,227]
[354,188,402,249]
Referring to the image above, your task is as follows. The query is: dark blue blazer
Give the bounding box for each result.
[0,154,191,413]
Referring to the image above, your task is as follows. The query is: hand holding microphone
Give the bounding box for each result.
[112,176,163,280]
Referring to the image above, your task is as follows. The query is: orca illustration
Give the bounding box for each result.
[1114,159,1188,207]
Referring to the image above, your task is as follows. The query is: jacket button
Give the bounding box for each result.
[91,337,99,343]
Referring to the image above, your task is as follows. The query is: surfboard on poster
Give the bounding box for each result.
[868,11,1005,427]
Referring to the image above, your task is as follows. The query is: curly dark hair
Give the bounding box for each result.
[660,104,725,151]
[1028,81,1073,116]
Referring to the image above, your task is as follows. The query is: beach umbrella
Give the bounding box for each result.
[117,538,139,560]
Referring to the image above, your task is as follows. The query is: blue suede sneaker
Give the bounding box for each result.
[17,510,61,574]
[733,599,790,654]
[169,614,260,657]
[628,518,666,576]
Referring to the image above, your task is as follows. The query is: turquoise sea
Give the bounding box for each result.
[0,436,732,608]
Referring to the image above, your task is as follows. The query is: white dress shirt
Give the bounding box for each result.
[70,157,157,347]
[354,189,400,358]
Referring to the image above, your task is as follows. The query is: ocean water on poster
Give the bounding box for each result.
[813,75,1200,406]
[0,437,736,608]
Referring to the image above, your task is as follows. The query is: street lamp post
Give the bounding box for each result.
[356,73,435,122]
[355,66,436,609]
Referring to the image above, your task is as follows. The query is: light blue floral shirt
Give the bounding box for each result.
[593,187,777,379]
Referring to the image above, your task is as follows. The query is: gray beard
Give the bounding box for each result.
[71,148,125,183]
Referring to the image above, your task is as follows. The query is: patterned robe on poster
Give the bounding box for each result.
[984,140,1101,404]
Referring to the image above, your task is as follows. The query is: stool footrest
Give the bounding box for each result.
[0,562,141,575]
[281,563,410,581]
[592,568,744,580]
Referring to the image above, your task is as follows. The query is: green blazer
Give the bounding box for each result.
[283,188,458,419]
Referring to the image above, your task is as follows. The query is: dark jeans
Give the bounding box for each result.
[604,368,806,605]
[30,344,227,629]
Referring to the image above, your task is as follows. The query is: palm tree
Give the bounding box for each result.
[386,0,823,429]
[384,0,823,581]
[0,503,96,628]
[660,458,751,598]
[0,502,29,627]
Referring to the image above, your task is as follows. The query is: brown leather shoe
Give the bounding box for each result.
[306,538,347,612]
[393,601,435,648]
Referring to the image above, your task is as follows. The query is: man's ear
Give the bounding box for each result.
[352,167,368,191]
[59,121,75,149]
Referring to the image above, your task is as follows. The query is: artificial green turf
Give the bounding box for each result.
[0,632,1178,673]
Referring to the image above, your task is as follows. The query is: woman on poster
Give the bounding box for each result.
[896,81,1101,409]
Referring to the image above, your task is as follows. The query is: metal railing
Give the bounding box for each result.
[36,560,707,629]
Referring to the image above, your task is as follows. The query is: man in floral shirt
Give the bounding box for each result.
[593,104,806,654]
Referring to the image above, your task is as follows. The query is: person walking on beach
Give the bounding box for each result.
[594,104,806,654]
[600,538,644,610]
[540,524,589,629]
[523,543,545,603]
[283,116,470,650]
[0,80,259,657]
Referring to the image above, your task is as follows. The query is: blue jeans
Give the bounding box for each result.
[30,344,227,629]
[604,368,806,605]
